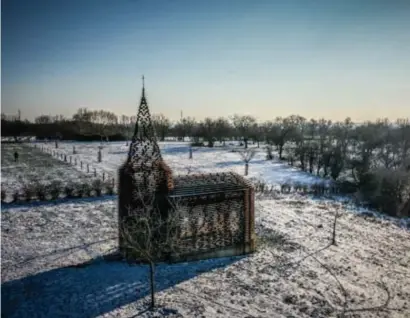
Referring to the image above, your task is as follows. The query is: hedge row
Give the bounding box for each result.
[1,179,116,204]
[252,179,356,196]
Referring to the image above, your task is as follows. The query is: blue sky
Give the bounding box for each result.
[2,0,409,122]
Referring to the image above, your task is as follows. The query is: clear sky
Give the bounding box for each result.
[1,0,410,122]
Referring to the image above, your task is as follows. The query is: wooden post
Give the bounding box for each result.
[87,164,89,173]
[94,168,96,177]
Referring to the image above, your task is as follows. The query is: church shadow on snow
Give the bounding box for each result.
[1,255,243,317]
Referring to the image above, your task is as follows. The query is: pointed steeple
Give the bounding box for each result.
[133,75,156,139]
[142,75,145,97]
[127,76,163,165]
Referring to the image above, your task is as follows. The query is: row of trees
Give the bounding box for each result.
[2,109,409,217]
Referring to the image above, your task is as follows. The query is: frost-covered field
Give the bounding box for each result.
[34,141,330,186]
[1,144,93,197]
[2,141,409,317]
[2,195,409,317]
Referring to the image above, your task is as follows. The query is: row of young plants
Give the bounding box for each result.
[252,179,356,196]
[1,178,116,204]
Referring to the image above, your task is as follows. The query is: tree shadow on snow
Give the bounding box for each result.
[1,255,243,318]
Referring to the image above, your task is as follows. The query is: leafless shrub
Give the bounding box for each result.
[12,190,20,203]
[238,149,256,176]
[35,182,48,201]
[76,182,91,198]
[254,181,266,193]
[92,179,104,196]
[120,196,185,310]
[22,183,36,201]
[104,180,115,195]
[64,183,75,198]
[280,182,292,193]
[48,180,62,200]
[311,182,326,196]
[293,182,303,192]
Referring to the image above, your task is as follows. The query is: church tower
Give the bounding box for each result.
[118,77,174,258]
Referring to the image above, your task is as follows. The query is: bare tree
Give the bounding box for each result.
[232,114,256,149]
[267,116,299,160]
[249,122,263,148]
[214,117,232,145]
[119,115,134,146]
[238,149,257,176]
[174,117,196,141]
[35,115,53,124]
[152,113,171,141]
[199,117,216,147]
[119,196,184,309]
[316,118,332,175]
[396,118,410,166]
[90,110,118,143]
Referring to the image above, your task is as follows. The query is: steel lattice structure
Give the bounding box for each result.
[118,77,255,263]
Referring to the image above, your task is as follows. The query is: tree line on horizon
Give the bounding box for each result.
[2,108,409,218]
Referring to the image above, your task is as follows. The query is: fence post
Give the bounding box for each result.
[102,172,105,181]
[81,161,83,169]
[94,168,97,177]
[87,164,89,173]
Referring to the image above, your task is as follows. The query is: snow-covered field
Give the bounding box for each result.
[33,141,330,187]
[2,141,410,317]
[1,144,94,197]
[2,195,409,317]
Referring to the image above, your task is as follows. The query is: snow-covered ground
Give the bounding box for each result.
[32,141,331,187]
[2,195,409,317]
[1,144,94,197]
[2,141,409,317]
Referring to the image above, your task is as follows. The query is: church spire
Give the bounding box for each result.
[127,76,162,166]
[142,75,145,98]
